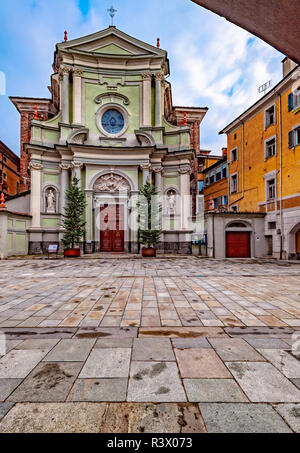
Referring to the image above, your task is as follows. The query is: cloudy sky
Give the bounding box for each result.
[0,0,284,155]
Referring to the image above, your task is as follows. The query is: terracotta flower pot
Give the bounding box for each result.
[64,248,81,258]
[142,247,156,258]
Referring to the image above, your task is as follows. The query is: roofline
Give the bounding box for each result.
[174,106,209,111]
[202,157,227,173]
[0,141,20,164]
[219,64,300,134]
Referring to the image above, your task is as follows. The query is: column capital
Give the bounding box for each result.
[178,165,192,175]
[72,161,84,170]
[154,72,164,82]
[72,67,83,77]
[153,165,164,174]
[29,162,43,171]
[59,66,71,80]
[141,71,152,81]
[140,163,152,171]
[59,163,72,171]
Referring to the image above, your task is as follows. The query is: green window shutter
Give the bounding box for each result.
[288,130,294,148]
[288,93,294,111]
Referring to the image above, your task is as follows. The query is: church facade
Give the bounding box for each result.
[10,27,207,254]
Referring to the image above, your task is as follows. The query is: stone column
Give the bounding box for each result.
[72,68,83,124]
[142,72,152,127]
[30,163,43,228]
[0,211,8,260]
[72,162,83,187]
[141,163,151,185]
[61,67,70,123]
[155,73,164,127]
[153,166,163,193]
[59,163,71,215]
[179,165,191,230]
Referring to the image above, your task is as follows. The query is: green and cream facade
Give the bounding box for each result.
[25,27,198,254]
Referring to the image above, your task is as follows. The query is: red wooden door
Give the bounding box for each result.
[100,204,124,252]
[226,232,251,258]
[296,230,300,254]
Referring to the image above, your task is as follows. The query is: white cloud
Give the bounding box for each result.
[169,12,283,154]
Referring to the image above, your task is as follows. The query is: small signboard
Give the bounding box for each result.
[48,244,58,259]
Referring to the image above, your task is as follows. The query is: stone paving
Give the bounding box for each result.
[0,257,299,432]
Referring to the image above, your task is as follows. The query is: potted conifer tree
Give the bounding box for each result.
[138,179,161,257]
[62,176,86,257]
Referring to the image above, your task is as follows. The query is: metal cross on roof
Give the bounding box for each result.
[107,5,117,26]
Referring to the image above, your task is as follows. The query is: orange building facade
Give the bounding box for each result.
[219,59,300,259]
[0,141,20,197]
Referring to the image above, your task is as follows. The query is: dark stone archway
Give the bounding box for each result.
[192,0,300,64]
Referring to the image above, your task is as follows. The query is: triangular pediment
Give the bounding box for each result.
[57,27,166,58]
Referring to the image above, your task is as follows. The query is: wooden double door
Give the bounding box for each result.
[100,204,125,252]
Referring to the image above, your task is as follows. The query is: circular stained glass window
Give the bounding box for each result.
[101,109,125,134]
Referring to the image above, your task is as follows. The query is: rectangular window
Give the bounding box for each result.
[231,148,238,163]
[267,179,276,200]
[231,174,238,194]
[268,221,276,230]
[209,172,215,185]
[288,127,300,148]
[294,86,300,109]
[222,164,227,178]
[265,137,276,159]
[222,195,228,206]
[265,105,275,128]
[216,169,221,181]
[3,173,6,180]
[213,198,219,209]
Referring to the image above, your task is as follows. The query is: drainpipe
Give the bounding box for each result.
[277,91,283,260]
[229,120,245,207]
[212,214,215,258]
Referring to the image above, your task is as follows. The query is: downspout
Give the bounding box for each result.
[212,214,215,258]
[229,120,245,206]
[277,91,283,260]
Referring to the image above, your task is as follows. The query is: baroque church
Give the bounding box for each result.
[9,26,207,254]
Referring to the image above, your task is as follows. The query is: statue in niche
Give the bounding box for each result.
[167,190,176,215]
[46,188,56,213]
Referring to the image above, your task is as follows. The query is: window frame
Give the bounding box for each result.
[264,135,277,160]
[230,147,238,163]
[264,104,276,129]
[230,172,238,194]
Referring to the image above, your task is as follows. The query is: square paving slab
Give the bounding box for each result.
[184,379,248,403]
[79,348,131,378]
[175,348,232,378]
[127,361,186,402]
[132,338,174,361]
[0,379,22,402]
[226,362,300,402]
[43,339,95,362]
[275,404,300,433]
[257,349,300,378]
[0,403,14,421]
[199,403,292,433]
[208,338,265,361]
[68,378,128,402]
[7,362,82,402]
[0,349,48,379]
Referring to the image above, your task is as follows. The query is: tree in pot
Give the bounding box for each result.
[138,179,161,257]
[61,176,86,257]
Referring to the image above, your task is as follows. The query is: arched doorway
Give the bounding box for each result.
[296,229,300,259]
[93,173,131,253]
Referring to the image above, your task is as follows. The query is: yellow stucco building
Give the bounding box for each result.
[220,58,300,259]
